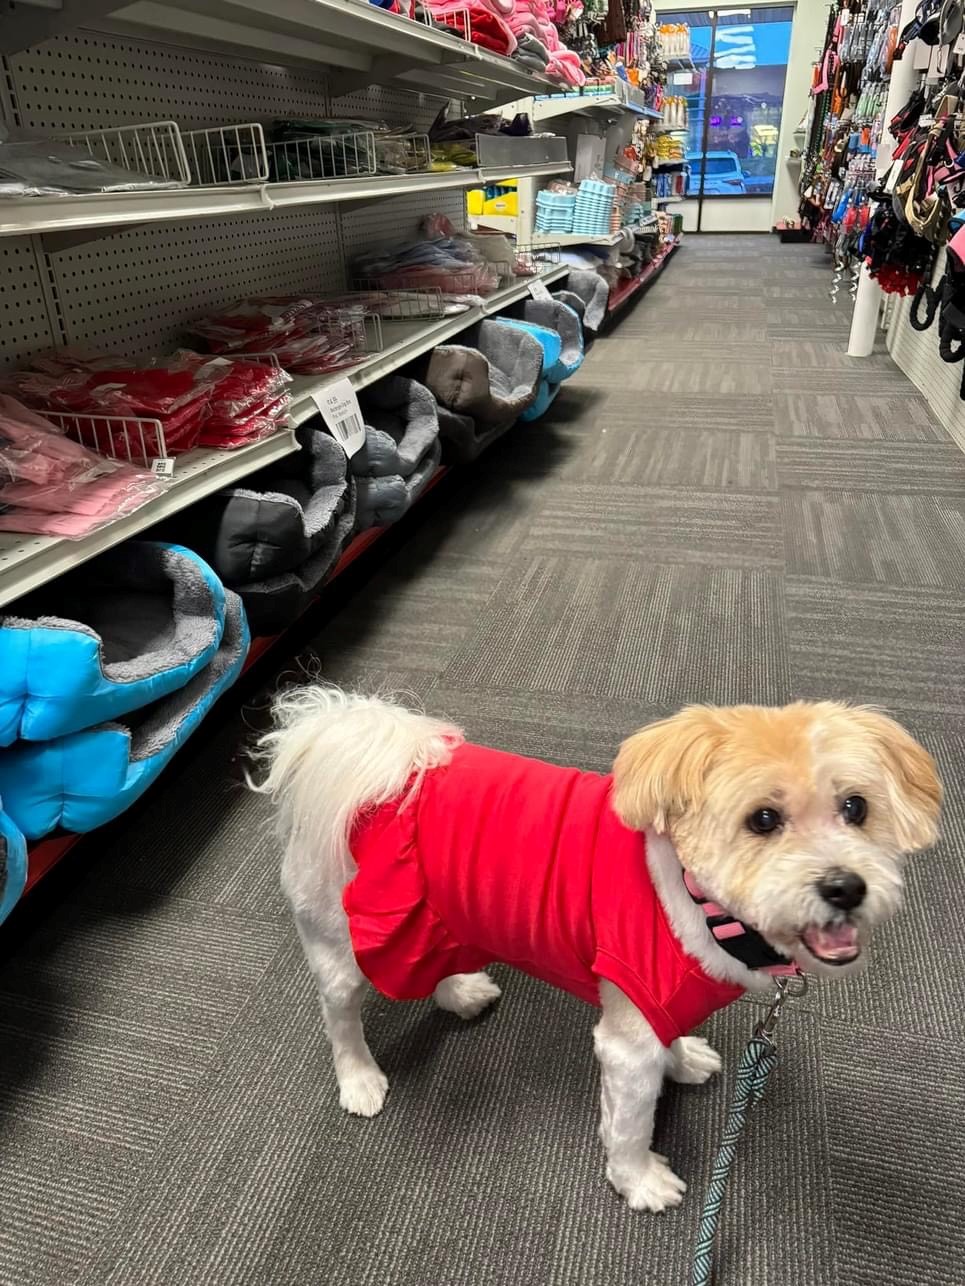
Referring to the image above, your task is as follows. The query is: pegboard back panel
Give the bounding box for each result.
[48,207,344,357]
[329,83,452,134]
[0,239,59,373]
[887,254,965,456]
[5,30,333,132]
[338,189,468,270]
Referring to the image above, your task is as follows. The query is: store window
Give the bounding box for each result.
[661,6,794,202]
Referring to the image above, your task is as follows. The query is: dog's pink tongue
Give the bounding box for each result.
[802,923,860,963]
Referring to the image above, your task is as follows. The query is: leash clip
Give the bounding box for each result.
[754,974,809,1049]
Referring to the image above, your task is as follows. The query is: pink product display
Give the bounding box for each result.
[0,395,164,539]
[187,298,367,376]
[4,349,292,457]
[503,0,585,85]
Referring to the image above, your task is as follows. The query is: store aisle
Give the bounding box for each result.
[2,236,964,1286]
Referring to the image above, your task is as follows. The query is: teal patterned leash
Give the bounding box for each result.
[692,978,807,1286]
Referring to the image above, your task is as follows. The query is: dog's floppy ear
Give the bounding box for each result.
[612,707,723,834]
[849,708,942,851]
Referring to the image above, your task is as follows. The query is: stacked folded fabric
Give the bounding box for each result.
[353,377,442,528]
[504,0,586,85]
[157,425,356,636]
[187,298,367,375]
[267,119,429,179]
[352,235,500,300]
[425,1,518,56]
[5,348,291,455]
[513,31,551,73]
[428,106,532,170]
[0,541,249,842]
[0,395,164,538]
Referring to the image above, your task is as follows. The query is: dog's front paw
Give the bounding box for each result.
[434,971,502,1020]
[608,1153,687,1213]
[338,1065,389,1118]
[669,1036,722,1085]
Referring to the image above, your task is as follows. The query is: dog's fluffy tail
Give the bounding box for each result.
[250,686,463,905]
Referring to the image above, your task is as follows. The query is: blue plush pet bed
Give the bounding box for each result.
[0,592,249,839]
[0,802,27,927]
[0,542,226,746]
[494,317,565,423]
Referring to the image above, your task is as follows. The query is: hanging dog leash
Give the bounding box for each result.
[691,977,808,1286]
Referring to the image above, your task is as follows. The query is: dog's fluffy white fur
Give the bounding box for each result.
[252,688,941,1212]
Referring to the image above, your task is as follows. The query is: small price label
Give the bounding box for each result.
[884,159,900,193]
[311,377,366,458]
[150,457,175,477]
[956,32,965,56]
[529,277,552,302]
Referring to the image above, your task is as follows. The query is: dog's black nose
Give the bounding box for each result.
[817,869,867,911]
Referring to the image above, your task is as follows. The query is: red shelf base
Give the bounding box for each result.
[607,237,680,314]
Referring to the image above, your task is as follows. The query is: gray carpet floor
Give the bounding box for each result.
[2,234,964,1286]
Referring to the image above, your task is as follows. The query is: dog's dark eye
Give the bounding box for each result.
[747,807,783,835]
[841,795,868,825]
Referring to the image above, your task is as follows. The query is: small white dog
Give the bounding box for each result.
[253,689,941,1213]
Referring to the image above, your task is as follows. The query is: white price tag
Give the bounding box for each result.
[956,32,965,56]
[311,377,366,458]
[529,277,552,302]
[884,159,900,193]
[150,457,175,477]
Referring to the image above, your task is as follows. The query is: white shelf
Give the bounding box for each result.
[288,263,569,426]
[0,164,570,241]
[4,0,560,105]
[0,428,298,608]
[530,92,661,123]
[532,229,629,247]
[468,214,519,234]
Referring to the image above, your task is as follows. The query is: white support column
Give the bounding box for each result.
[848,0,921,357]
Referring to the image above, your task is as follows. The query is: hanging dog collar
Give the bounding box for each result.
[682,870,800,976]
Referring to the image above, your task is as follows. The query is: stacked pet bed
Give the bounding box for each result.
[0,592,249,839]
[353,377,442,528]
[157,426,356,636]
[0,801,27,926]
[496,298,584,422]
[555,269,609,333]
[0,541,226,745]
[418,318,543,462]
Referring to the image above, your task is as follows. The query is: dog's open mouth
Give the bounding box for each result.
[800,922,861,965]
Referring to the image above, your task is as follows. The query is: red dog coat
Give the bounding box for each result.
[344,742,744,1046]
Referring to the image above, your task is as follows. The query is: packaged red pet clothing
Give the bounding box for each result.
[172,351,292,445]
[0,395,163,538]
[187,298,365,375]
[4,359,215,456]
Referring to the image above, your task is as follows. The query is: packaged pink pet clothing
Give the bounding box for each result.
[0,394,163,538]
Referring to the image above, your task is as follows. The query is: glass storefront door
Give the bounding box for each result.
[661,6,794,229]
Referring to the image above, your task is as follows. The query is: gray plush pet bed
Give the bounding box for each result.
[161,427,351,586]
[434,403,514,465]
[419,319,542,426]
[238,486,357,636]
[556,270,609,332]
[352,377,443,528]
[521,297,584,376]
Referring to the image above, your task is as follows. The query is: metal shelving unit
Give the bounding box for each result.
[2,0,560,105]
[0,263,567,606]
[0,162,570,240]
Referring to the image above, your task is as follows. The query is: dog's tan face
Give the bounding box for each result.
[612,703,941,975]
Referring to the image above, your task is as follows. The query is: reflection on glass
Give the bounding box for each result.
[661,6,793,200]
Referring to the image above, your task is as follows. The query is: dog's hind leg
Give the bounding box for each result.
[295,908,388,1118]
[434,972,502,1020]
